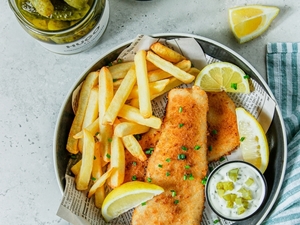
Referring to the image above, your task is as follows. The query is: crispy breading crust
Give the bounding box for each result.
[131,86,208,225]
[207,91,240,162]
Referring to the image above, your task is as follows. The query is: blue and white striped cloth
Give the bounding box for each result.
[263,43,300,225]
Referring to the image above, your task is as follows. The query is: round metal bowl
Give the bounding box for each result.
[53,33,287,224]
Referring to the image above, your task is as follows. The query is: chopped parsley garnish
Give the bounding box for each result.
[108,138,112,142]
[117,58,123,63]
[113,78,118,82]
[181,146,188,151]
[158,164,163,168]
[91,177,96,181]
[147,177,152,183]
[194,145,201,150]
[177,154,186,160]
[166,158,171,163]
[171,190,177,197]
[132,161,137,166]
[202,176,208,185]
[166,171,170,176]
[132,175,137,181]
[213,219,220,224]
[231,83,238,90]
[220,156,226,162]
[244,75,250,79]
[106,153,111,159]
[185,165,191,169]
[208,145,213,151]
[178,106,183,113]
[174,199,179,204]
[145,147,154,154]
[134,134,142,141]
[189,174,195,180]
[183,174,188,180]
[211,129,218,135]
[141,202,147,206]
[240,136,246,142]
[178,123,184,128]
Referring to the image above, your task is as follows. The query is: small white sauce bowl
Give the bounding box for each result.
[205,160,268,221]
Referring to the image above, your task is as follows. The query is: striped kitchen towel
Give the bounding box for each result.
[263,43,300,225]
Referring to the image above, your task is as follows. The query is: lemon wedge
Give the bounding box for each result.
[229,5,279,44]
[236,107,269,173]
[101,181,164,222]
[195,62,250,93]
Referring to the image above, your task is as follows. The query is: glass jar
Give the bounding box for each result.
[9,0,109,54]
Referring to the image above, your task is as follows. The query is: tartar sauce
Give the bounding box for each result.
[206,161,266,220]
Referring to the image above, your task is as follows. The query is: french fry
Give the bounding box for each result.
[150,42,186,63]
[107,135,125,188]
[188,67,201,76]
[128,79,169,100]
[98,67,114,162]
[175,59,192,72]
[146,60,159,71]
[103,66,137,125]
[76,129,95,191]
[151,77,184,100]
[147,60,191,82]
[128,98,140,108]
[78,87,99,152]
[73,118,99,139]
[71,159,82,176]
[92,142,106,208]
[88,167,116,198]
[114,121,150,137]
[118,104,162,129]
[122,135,147,161]
[67,71,99,154]
[108,62,134,79]
[146,51,195,84]
[134,50,152,118]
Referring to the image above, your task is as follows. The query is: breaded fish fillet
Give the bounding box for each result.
[124,128,161,183]
[131,86,208,225]
[207,91,240,162]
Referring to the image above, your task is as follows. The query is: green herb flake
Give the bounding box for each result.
[132,161,137,166]
[166,171,170,176]
[208,145,213,151]
[158,164,163,168]
[147,177,152,183]
[194,145,201,150]
[70,154,77,159]
[178,106,183,113]
[185,165,191,169]
[106,153,111,159]
[117,58,123,63]
[145,147,154,154]
[189,174,195,180]
[244,75,250,79]
[181,146,188,151]
[240,136,246,142]
[213,219,220,224]
[183,174,188,180]
[211,130,218,135]
[166,158,171,163]
[202,176,208,185]
[141,202,147,206]
[132,175,137,181]
[178,154,186,160]
[231,83,238,90]
[174,199,180,204]
[134,134,142,141]
[108,138,113,143]
[171,190,177,197]
[178,123,184,128]
[220,156,226,162]
[113,78,118,82]
[91,177,96,181]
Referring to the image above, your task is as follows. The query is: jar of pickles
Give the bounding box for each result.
[9,0,109,54]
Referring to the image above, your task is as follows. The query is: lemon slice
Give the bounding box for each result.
[236,107,269,173]
[229,5,279,44]
[195,62,250,93]
[101,181,164,222]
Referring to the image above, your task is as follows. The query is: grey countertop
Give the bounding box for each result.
[1,0,300,224]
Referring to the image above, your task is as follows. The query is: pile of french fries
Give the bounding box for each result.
[66,42,200,208]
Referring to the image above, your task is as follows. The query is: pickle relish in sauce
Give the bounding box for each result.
[206,161,267,221]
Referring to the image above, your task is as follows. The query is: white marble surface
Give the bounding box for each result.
[1,0,300,224]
